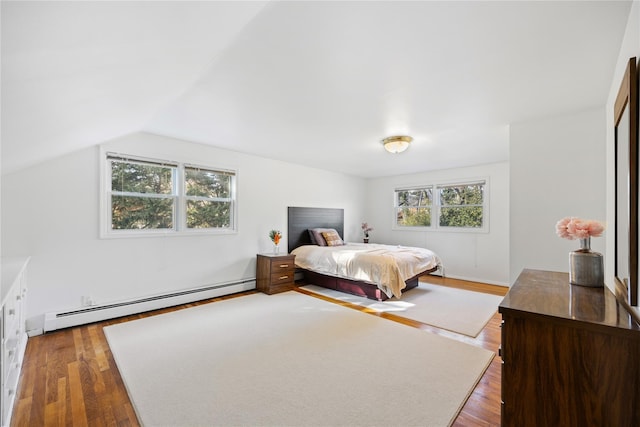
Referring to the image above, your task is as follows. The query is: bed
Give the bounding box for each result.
[287,206,442,301]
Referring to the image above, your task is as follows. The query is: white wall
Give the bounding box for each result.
[365,162,510,286]
[510,107,606,284]
[1,132,366,333]
[605,1,640,314]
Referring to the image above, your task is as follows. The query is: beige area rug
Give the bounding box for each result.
[104,291,494,427]
[300,282,504,337]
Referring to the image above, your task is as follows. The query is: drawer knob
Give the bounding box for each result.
[8,308,15,315]
[279,275,289,280]
[279,264,289,268]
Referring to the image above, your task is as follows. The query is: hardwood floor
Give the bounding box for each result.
[10,276,507,426]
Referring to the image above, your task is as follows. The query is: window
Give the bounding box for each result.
[184,166,234,229]
[437,182,484,228]
[395,188,433,226]
[110,158,177,230]
[394,180,487,231]
[104,153,236,236]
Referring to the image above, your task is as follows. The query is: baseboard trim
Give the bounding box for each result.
[43,278,256,332]
[428,272,509,288]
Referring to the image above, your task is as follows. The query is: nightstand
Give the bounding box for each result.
[256,253,296,294]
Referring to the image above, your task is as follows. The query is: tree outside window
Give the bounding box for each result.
[110,160,176,230]
[438,183,484,228]
[395,188,432,227]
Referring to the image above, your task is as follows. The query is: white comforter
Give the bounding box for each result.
[291,243,441,298]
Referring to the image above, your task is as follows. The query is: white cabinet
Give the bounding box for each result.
[1,257,29,427]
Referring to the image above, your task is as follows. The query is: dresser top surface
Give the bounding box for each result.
[500,269,640,332]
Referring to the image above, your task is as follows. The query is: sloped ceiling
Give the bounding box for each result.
[1,1,632,178]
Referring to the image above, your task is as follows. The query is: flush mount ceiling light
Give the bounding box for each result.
[382,135,413,154]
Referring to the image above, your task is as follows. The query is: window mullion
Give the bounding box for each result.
[185,195,232,202]
[176,165,184,232]
[111,191,175,199]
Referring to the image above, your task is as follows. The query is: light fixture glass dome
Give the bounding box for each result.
[382,135,412,153]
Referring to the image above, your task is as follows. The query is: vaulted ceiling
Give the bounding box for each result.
[1,1,633,178]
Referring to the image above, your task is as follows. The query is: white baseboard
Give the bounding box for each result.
[446,274,510,288]
[43,278,256,333]
[438,273,509,287]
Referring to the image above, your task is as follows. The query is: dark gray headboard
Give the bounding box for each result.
[287,207,344,252]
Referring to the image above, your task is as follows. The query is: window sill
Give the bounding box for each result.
[100,229,238,239]
[392,226,489,234]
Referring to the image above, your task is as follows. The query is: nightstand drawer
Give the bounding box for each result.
[270,260,294,272]
[270,271,294,285]
[267,282,294,295]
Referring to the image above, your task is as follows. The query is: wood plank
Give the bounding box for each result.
[88,325,109,372]
[11,396,32,427]
[67,361,88,427]
[56,377,67,427]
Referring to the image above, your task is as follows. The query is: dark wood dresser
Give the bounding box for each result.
[499,269,640,427]
[256,253,296,295]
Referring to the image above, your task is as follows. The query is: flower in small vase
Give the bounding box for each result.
[361,222,374,238]
[555,217,605,240]
[269,229,282,246]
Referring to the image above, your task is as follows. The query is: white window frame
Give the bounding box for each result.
[100,151,238,238]
[393,178,489,233]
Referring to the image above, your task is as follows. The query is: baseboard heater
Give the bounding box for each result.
[43,278,256,332]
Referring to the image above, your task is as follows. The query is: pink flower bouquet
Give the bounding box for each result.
[555,217,605,240]
[361,222,373,238]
